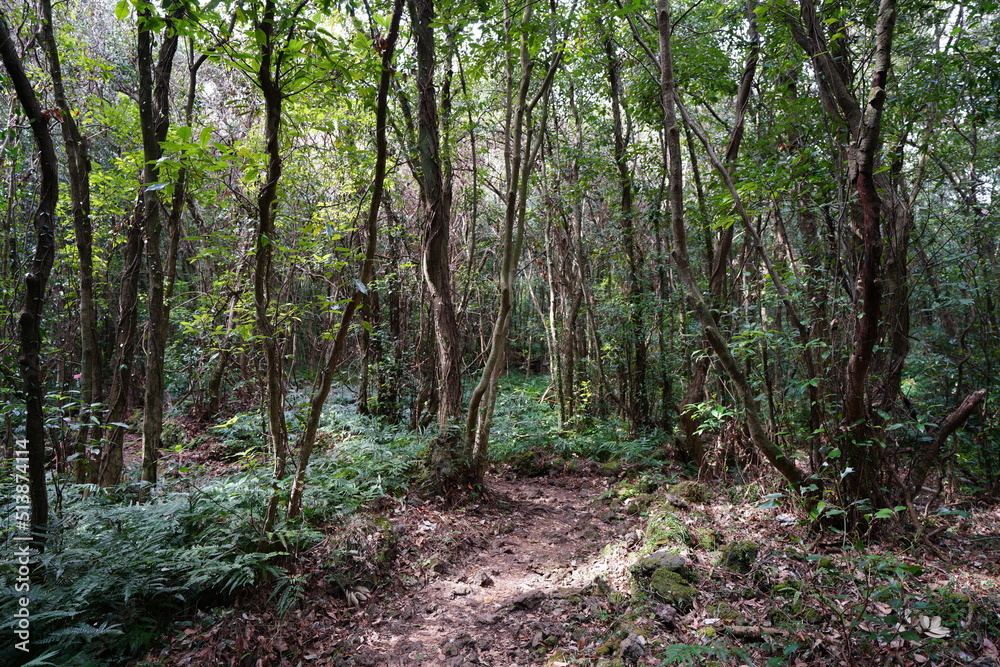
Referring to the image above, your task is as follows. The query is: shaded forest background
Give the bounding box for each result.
[0,0,998,662]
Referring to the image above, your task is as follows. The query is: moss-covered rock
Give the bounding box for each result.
[689,526,721,550]
[549,457,567,473]
[625,493,654,515]
[633,550,689,578]
[720,541,759,574]
[669,480,709,502]
[642,506,690,550]
[596,637,621,657]
[649,568,698,610]
[599,460,623,477]
[509,448,549,477]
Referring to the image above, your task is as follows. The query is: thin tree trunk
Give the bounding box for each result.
[466,1,560,483]
[285,0,402,519]
[137,3,180,490]
[256,0,291,537]
[38,0,103,483]
[657,0,806,493]
[1,16,58,551]
[598,15,648,433]
[99,203,143,487]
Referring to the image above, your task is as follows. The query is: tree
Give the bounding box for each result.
[0,14,58,551]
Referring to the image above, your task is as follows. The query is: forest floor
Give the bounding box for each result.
[142,455,1000,667]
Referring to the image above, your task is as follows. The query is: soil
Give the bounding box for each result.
[151,468,648,666]
[146,461,1000,667]
[337,471,637,666]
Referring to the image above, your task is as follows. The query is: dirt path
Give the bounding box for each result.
[335,471,639,666]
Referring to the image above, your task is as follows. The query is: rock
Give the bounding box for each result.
[654,603,678,626]
[551,586,584,599]
[427,556,449,575]
[510,449,549,477]
[706,602,746,625]
[549,457,566,473]
[545,650,573,666]
[506,589,548,610]
[720,541,759,574]
[596,637,620,657]
[624,494,654,515]
[649,568,698,610]
[478,573,494,588]
[662,493,691,510]
[633,550,689,577]
[668,480,708,502]
[619,632,647,666]
[442,633,476,657]
[599,461,622,477]
[591,576,613,597]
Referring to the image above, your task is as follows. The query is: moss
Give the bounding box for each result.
[669,480,709,502]
[649,568,698,610]
[720,541,759,574]
[600,460,622,477]
[706,602,746,624]
[689,526,721,550]
[509,448,548,477]
[642,506,689,552]
[625,493,654,515]
[596,638,621,656]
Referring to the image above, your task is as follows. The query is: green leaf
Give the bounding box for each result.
[758,493,785,509]
[115,0,130,20]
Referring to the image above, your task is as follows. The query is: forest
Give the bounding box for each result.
[0,0,998,663]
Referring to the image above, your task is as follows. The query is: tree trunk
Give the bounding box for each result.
[137,3,180,491]
[657,0,806,493]
[256,0,291,536]
[1,16,58,551]
[598,15,649,434]
[38,0,103,483]
[99,202,143,487]
[285,0,403,519]
[408,0,467,489]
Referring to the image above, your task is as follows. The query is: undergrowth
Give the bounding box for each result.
[0,474,285,666]
[487,374,669,465]
[0,393,424,666]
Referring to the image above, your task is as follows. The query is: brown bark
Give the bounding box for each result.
[657,0,806,493]
[466,1,559,482]
[285,0,403,519]
[598,15,648,433]
[38,0,103,483]
[99,202,143,487]
[256,0,292,535]
[1,16,58,550]
[137,3,181,490]
[908,389,986,498]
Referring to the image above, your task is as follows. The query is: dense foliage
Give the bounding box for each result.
[0,0,997,662]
